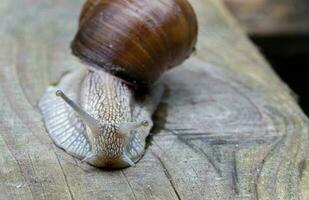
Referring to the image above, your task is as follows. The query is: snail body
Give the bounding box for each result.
[39,0,197,168]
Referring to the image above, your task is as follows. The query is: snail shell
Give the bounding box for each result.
[71,0,198,85]
[39,0,198,168]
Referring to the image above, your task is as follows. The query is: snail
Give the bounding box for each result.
[39,0,198,168]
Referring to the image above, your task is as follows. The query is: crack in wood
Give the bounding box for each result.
[167,126,281,145]
[166,128,223,177]
[55,154,75,200]
[121,170,138,200]
[27,153,48,200]
[253,105,292,199]
[231,151,239,195]
[298,159,307,179]
[152,152,181,200]
[0,132,34,199]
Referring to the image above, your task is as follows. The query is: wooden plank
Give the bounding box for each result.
[224,0,309,34]
[0,0,309,199]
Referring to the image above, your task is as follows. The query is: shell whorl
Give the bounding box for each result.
[71,0,198,86]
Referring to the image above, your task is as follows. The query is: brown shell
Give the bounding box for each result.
[71,0,198,86]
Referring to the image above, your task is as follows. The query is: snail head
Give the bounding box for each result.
[55,90,148,166]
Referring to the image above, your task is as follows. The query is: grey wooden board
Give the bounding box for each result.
[0,0,309,199]
[224,0,309,34]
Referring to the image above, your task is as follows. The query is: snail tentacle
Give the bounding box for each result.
[118,120,149,136]
[122,154,136,167]
[56,90,101,134]
[38,68,92,159]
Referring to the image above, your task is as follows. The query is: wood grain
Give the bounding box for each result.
[0,0,309,199]
[224,0,309,34]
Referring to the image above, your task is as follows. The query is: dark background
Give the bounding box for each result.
[251,34,309,116]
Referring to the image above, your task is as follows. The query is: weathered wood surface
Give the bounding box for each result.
[224,0,309,35]
[0,0,309,199]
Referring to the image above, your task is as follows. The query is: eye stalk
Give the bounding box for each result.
[56,90,150,138]
[118,120,149,137]
[142,120,149,127]
[118,120,149,167]
[56,90,101,133]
